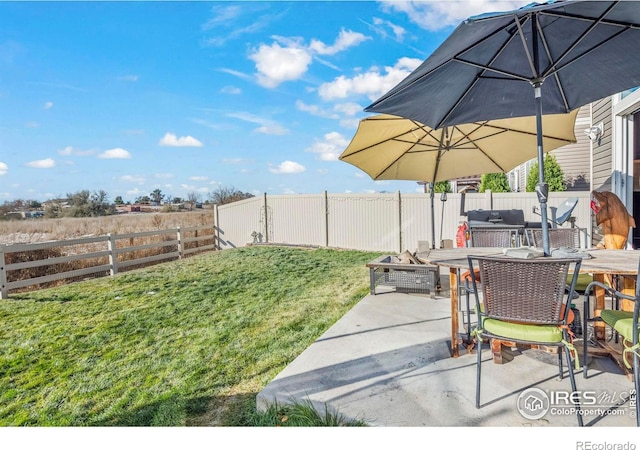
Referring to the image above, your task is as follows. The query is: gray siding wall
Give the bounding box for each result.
[592,97,614,192]
[552,105,591,191]
[514,104,591,191]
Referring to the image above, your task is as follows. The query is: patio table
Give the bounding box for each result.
[416,247,640,358]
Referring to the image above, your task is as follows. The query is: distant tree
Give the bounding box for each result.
[28,200,42,209]
[150,189,165,205]
[479,173,511,193]
[526,155,566,192]
[172,197,183,204]
[186,191,201,210]
[114,196,124,205]
[63,189,115,217]
[433,181,452,193]
[208,186,255,205]
[135,195,151,204]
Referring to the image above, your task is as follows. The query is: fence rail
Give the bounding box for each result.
[0,225,216,299]
[213,190,594,253]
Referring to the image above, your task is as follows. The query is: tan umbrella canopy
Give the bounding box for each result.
[339,111,578,183]
[340,111,578,249]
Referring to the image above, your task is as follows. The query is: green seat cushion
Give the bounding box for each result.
[570,273,593,292]
[483,318,563,343]
[601,309,636,339]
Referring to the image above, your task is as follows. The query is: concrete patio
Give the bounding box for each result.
[257,285,638,428]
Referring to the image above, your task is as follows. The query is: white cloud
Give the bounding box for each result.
[305,132,349,162]
[249,28,368,89]
[269,160,306,174]
[227,112,289,135]
[189,176,209,181]
[309,28,369,55]
[98,148,132,159]
[249,41,312,88]
[318,57,422,101]
[26,158,55,169]
[334,102,363,116]
[221,86,241,94]
[379,0,531,31]
[372,17,406,41]
[59,146,73,156]
[0,162,7,175]
[43,101,53,110]
[295,100,339,119]
[159,133,203,147]
[58,146,94,156]
[120,175,145,184]
[154,173,174,179]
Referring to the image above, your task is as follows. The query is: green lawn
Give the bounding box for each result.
[0,245,380,426]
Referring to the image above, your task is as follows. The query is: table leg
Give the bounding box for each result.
[450,268,460,358]
[620,275,636,312]
[593,273,606,340]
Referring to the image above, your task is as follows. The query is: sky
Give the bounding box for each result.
[0,0,535,203]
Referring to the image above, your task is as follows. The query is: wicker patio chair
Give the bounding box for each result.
[526,227,583,249]
[468,228,519,248]
[582,258,640,426]
[461,228,519,342]
[467,255,584,426]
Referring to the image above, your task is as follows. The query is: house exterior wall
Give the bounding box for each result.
[511,104,591,192]
[591,97,614,192]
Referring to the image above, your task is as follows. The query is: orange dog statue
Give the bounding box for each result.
[592,190,636,249]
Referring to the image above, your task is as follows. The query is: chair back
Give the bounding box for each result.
[527,228,581,249]
[468,229,518,248]
[468,256,582,325]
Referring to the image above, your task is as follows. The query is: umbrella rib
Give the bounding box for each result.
[438,17,526,127]
[538,2,618,79]
[340,121,430,157]
[366,18,518,120]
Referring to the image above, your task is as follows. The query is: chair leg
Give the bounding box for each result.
[476,335,482,408]
[634,352,640,427]
[557,349,564,380]
[583,295,590,379]
[564,345,584,427]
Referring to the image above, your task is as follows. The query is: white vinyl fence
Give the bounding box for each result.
[214,191,593,253]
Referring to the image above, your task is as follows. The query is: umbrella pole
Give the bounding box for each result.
[430,183,436,249]
[533,81,551,256]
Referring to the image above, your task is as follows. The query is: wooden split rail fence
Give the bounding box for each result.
[0,225,217,299]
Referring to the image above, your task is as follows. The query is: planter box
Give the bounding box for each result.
[366,255,439,298]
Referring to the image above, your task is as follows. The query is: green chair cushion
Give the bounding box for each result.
[601,309,635,339]
[570,273,593,292]
[483,318,563,343]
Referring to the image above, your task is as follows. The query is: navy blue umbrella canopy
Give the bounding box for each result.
[365,0,640,254]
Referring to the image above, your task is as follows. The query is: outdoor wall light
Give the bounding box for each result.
[584,122,604,144]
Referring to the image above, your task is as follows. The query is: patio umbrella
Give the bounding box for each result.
[339,111,578,248]
[364,0,640,255]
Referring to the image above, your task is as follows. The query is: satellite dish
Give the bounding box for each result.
[554,197,579,225]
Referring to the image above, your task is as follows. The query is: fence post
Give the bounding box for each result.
[214,204,220,250]
[323,190,329,248]
[0,245,7,299]
[397,190,402,254]
[177,227,184,258]
[263,192,269,243]
[107,234,118,276]
[485,189,493,210]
